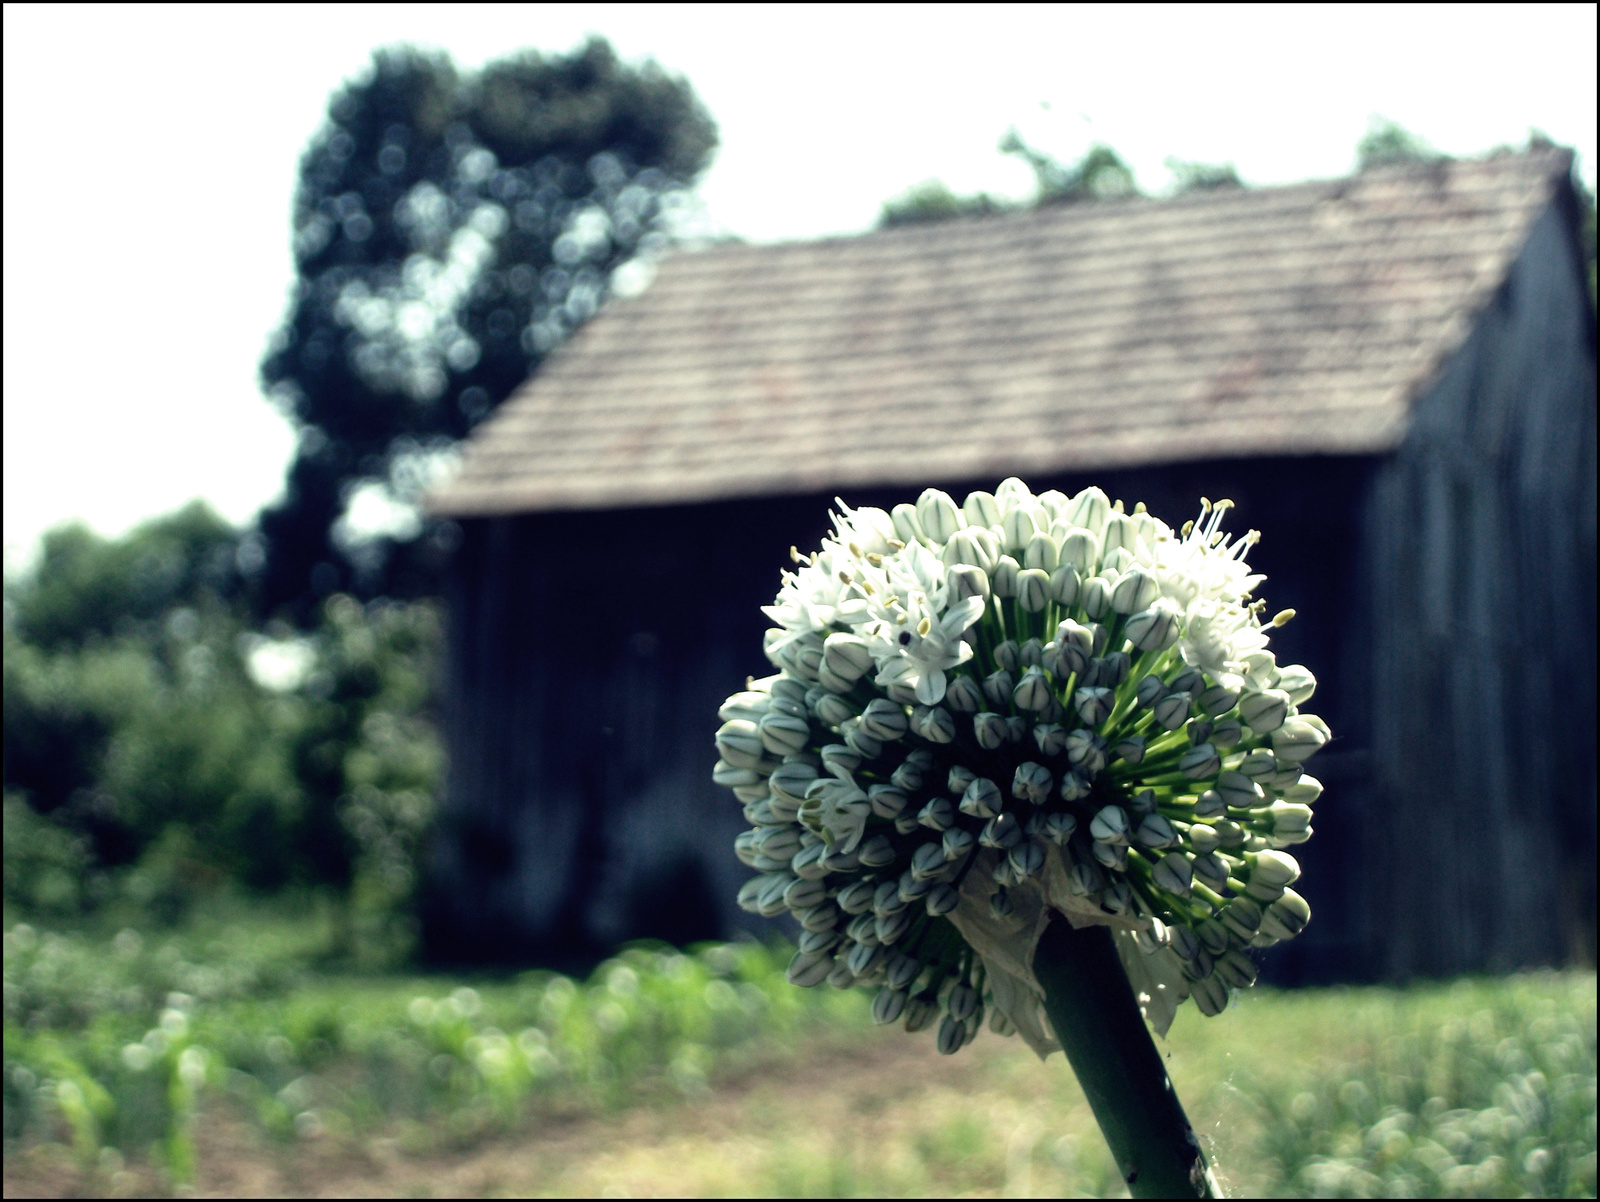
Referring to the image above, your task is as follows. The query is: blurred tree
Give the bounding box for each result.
[879,180,1009,228]
[1002,129,1138,204]
[9,501,243,652]
[1356,116,1442,170]
[258,38,718,621]
[1165,156,1243,194]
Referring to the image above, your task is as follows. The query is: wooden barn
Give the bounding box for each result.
[423,148,1596,983]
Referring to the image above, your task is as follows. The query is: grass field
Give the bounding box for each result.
[3,914,1594,1198]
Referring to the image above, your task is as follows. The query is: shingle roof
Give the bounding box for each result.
[430,149,1574,516]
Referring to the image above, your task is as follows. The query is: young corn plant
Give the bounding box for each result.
[714,480,1330,1198]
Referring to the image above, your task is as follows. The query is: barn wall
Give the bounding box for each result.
[424,460,1380,980]
[1365,198,1598,978]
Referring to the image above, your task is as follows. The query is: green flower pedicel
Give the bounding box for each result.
[714,481,1331,1196]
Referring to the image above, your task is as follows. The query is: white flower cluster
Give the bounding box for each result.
[714,480,1329,1056]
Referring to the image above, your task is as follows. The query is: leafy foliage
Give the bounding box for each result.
[3,510,443,951]
[1356,116,1443,171]
[256,39,718,619]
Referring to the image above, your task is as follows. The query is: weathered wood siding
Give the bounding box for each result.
[1365,199,1597,977]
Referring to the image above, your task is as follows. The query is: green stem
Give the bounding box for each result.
[1033,918,1219,1198]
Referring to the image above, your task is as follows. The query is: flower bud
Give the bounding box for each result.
[912,705,956,744]
[876,907,913,944]
[714,760,765,793]
[1269,717,1328,764]
[1018,529,1059,573]
[1264,801,1313,837]
[914,488,963,543]
[770,760,820,806]
[1153,693,1191,731]
[1016,568,1051,612]
[1126,600,1181,650]
[1153,851,1195,896]
[756,824,802,861]
[992,556,1020,598]
[1216,953,1254,992]
[862,786,905,822]
[1191,974,1228,1017]
[1239,689,1290,734]
[1187,718,1213,746]
[999,505,1036,554]
[1080,575,1112,619]
[960,777,1003,819]
[1010,667,1050,712]
[931,829,971,867]
[1275,664,1316,705]
[1059,770,1091,801]
[936,1014,967,1055]
[918,882,956,917]
[734,830,763,868]
[940,983,976,1023]
[719,691,773,724]
[848,941,887,977]
[890,752,931,793]
[797,927,841,955]
[1064,729,1108,773]
[851,834,892,869]
[1215,771,1264,809]
[1113,736,1146,766]
[1110,568,1160,615]
[1185,823,1221,854]
[1210,719,1243,749]
[1197,684,1240,717]
[891,503,926,546]
[1066,860,1104,896]
[1055,619,1094,671]
[1219,897,1263,942]
[1046,564,1080,608]
[787,949,835,987]
[940,675,982,714]
[946,563,991,602]
[1090,805,1131,845]
[834,879,874,914]
[1040,811,1077,846]
[757,873,799,917]
[1021,724,1063,759]
[1009,840,1046,879]
[1074,686,1115,726]
[791,842,829,879]
[988,888,1016,920]
[856,699,908,742]
[872,986,909,1025]
[1260,888,1311,939]
[1136,813,1180,849]
[784,875,828,910]
[846,911,879,944]
[1211,819,1246,849]
[1192,789,1226,818]
[976,812,1020,851]
[911,841,947,880]
[1102,879,1135,913]
[716,720,768,769]
[825,845,864,877]
[841,720,883,759]
[1012,761,1053,805]
[973,711,1007,750]
[1278,775,1323,805]
[827,960,857,989]
[870,879,905,916]
[815,693,858,726]
[1192,853,1229,891]
[979,670,1012,710]
[1180,742,1221,779]
[894,812,922,835]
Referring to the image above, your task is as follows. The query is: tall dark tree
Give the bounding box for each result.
[258,39,717,620]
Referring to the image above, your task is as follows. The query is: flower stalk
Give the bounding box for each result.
[1034,917,1218,1198]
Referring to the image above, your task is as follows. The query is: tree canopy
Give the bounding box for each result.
[257,39,717,621]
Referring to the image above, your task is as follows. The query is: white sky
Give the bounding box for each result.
[4,3,1595,574]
